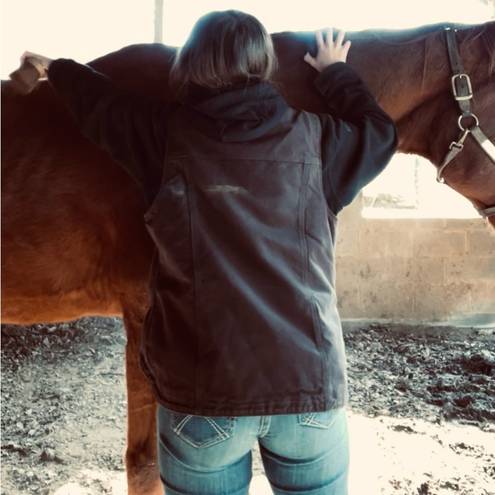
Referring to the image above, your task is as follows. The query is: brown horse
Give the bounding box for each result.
[2,21,494,494]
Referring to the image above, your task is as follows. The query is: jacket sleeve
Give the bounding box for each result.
[314,62,398,214]
[47,58,168,204]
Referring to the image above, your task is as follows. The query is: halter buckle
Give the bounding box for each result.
[451,74,473,101]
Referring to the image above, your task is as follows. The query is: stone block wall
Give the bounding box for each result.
[335,194,495,322]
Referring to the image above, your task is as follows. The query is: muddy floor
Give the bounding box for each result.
[1,318,494,495]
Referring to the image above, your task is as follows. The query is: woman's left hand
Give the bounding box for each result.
[20,51,53,77]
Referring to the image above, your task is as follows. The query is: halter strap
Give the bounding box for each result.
[445,28,473,115]
[476,205,495,218]
[438,28,495,219]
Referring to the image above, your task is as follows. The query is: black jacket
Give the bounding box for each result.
[48,58,397,416]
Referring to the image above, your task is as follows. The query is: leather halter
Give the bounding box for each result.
[437,27,495,219]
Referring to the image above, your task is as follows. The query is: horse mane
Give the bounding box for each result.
[360,21,495,74]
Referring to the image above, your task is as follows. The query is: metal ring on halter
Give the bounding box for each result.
[458,113,479,131]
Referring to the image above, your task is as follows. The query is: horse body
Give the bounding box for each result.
[2,21,494,494]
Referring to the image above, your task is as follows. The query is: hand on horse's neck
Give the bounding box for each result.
[273,22,492,122]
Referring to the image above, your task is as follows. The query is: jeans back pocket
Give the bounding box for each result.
[166,409,237,449]
[297,408,342,429]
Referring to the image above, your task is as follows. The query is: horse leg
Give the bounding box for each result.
[122,302,163,495]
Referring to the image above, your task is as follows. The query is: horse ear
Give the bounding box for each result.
[8,58,42,95]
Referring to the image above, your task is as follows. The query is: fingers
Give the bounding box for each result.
[304,52,317,69]
[325,28,334,46]
[20,51,44,63]
[307,28,351,70]
[316,28,346,49]
[21,50,36,61]
[336,29,346,47]
[316,30,325,50]
[343,40,352,58]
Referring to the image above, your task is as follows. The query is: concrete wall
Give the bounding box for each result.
[335,194,495,323]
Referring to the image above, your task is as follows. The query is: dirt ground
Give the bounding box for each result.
[1,317,494,495]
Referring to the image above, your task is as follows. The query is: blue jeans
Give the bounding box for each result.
[157,405,349,494]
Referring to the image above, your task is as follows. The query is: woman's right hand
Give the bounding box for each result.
[304,29,351,72]
[20,51,53,77]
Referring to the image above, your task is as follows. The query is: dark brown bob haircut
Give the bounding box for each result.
[169,10,277,97]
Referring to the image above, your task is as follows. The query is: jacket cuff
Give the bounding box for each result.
[313,62,362,95]
[47,58,78,87]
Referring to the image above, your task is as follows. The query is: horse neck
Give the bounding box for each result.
[350,22,494,121]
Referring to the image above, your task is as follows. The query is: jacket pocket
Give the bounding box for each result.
[166,409,237,449]
[304,164,336,296]
[142,173,193,277]
[309,296,325,350]
[140,173,197,398]
[143,173,185,224]
[304,165,333,246]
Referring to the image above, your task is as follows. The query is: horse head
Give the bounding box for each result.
[396,22,495,227]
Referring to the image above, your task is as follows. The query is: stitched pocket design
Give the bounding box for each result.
[297,409,340,429]
[170,412,236,448]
